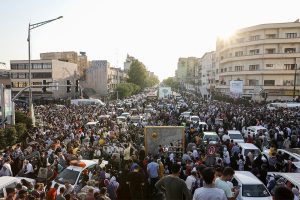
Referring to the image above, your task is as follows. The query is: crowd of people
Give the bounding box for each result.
[0,90,300,200]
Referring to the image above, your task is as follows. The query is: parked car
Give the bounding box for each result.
[232,171,272,200]
[267,172,300,192]
[228,130,245,143]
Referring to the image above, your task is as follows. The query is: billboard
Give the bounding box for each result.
[144,126,185,155]
[158,87,172,99]
[230,80,243,98]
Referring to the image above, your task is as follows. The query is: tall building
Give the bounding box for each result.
[10,59,78,100]
[216,20,300,100]
[123,54,136,71]
[40,51,89,77]
[85,60,126,97]
[176,57,198,81]
[201,51,216,90]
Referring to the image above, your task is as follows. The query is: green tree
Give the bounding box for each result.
[146,76,160,87]
[4,127,17,146]
[15,111,32,130]
[128,60,148,89]
[162,77,180,89]
[115,83,141,99]
[0,129,5,150]
[14,123,27,141]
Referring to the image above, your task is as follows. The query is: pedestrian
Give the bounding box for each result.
[155,163,191,200]
[193,167,226,200]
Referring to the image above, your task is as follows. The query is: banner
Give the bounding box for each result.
[158,87,172,99]
[4,88,12,118]
[230,80,243,98]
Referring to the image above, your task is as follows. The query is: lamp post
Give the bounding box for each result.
[27,16,63,122]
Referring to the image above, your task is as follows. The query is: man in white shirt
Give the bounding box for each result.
[193,167,226,200]
[185,170,197,191]
[23,160,34,178]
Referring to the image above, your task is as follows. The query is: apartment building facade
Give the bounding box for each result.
[216,21,300,100]
[85,60,126,97]
[40,51,89,77]
[175,57,199,83]
[10,59,78,100]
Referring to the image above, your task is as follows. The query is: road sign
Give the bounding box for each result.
[207,145,216,155]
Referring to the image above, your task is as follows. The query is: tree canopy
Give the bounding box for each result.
[128,60,148,89]
[162,77,180,89]
[115,83,141,99]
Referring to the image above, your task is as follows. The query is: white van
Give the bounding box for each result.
[228,130,244,143]
[243,126,268,138]
[238,143,261,158]
[0,176,35,198]
[232,171,272,200]
[52,160,97,193]
[267,172,300,191]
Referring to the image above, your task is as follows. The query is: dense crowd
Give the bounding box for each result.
[0,90,300,200]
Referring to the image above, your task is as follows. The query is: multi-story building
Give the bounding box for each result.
[10,59,78,100]
[85,60,126,97]
[123,54,136,71]
[175,57,199,82]
[40,51,89,77]
[201,51,216,90]
[216,21,300,100]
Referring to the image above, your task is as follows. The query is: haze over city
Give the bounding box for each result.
[1,0,300,80]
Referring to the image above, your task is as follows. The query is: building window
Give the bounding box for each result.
[286,33,297,38]
[284,48,296,53]
[266,48,276,54]
[32,82,42,86]
[236,38,244,43]
[224,68,227,72]
[284,64,296,70]
[18,82,28,87]
[249,49,260,55]
[32,72,52,79]
[235,51,243,57]
[43,63,52,69]
[249,35,260,41]
[32,63,43,69]
[11,82,19,88]
[266,64,273,68]
[249,65,259,71]
[265,34,277,39]
[264,80,275,86]
[249,79,259,86]
[283,80,294,86]
[229,67,232,71]
[11,64,18,70]
[221,69,223,73]
[235,66,243,71]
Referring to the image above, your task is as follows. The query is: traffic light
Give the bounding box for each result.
[75,80,79,92]
[42,80,47,93]
[67,80,71,93]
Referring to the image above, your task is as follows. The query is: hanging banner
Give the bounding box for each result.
[230,80,243,98]
[4,88,12,118]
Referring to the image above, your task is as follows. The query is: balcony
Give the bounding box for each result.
[218,37,300,52]
[220,52,300,64]
[219,68,297,76]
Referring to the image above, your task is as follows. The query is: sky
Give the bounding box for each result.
[1,0,300,81]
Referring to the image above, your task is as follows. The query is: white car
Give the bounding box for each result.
[267,172,300,192]
[52,160,97,193]
[238,143,262,159]
[243,126,268,138]
[203,132,220,144]
[232,171,272,200]
[228,130,245,143]
[189,115,200,124]
[263,148,300,172]
[0,176,35,198]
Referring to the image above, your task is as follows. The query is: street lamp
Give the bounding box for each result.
[27,16,63,122]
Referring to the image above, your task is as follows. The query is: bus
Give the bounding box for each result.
[70,98,105,106]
